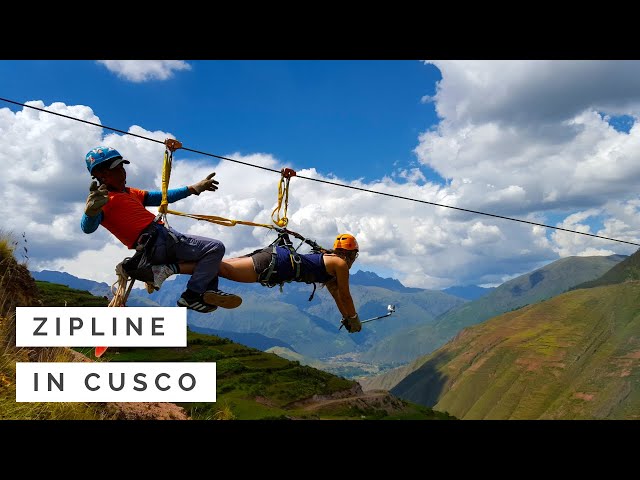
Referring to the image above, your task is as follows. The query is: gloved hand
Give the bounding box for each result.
[85,180,109,216]
[189,172,219,195]
[341,314,362,333]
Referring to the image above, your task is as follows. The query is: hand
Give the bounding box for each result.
[341,314,362,333]
[85,180,109,216]
[189,172,219,195]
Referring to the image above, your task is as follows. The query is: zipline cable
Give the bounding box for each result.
[2,96,639,247]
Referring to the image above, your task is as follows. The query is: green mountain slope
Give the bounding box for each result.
[361,254,626,366]
[96,330,450,420]
[149,277,465,359]
[32,269,466,366]
[36,280,109,307]
[573,248,640,290]
[30,279,449,420]
[358,359,424,392]
[391,282,640,419]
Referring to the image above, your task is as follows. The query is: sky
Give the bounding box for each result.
[2,59,640,290]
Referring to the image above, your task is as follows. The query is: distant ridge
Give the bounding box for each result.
[360,253,628,366]
[32,270,110,296]
[189,324,296,352]
[350,270,423,293]
[572,252,639,290]
[443,285,494,301]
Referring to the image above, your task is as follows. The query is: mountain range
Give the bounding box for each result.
[358,254,626,366]
[24,245,640,419]
[32,255,626,378]
[443,285,495,301]
[384,249,640,419]
[32,269,467,366]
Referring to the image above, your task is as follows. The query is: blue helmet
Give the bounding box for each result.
[85,146,128,175]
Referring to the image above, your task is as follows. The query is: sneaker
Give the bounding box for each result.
[203,289,243,309]
[177,290,218,313]
[149,264,176,291]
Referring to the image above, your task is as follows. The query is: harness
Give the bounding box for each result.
[258,227,326,301]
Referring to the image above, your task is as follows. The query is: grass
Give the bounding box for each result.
[106,331,359,419]
[36,281,109,307]
[105,330,450,420]
[402,284,640,419]
[1,231,451,421]
[0,236,110,420]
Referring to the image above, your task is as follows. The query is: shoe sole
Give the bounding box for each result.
[177,298,218,313]
[202,291,243,309]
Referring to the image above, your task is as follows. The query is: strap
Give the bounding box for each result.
[159,138,181,216]
[289,250,302,280]
[308,282,317,302]
[258,245,280,287]
[163,209,276,230]
[271,168,296,227]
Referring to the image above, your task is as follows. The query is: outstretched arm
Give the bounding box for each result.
[144,187,191,206]
[325,262,356,318]
[143,172,220,206]
[324,256,361,333]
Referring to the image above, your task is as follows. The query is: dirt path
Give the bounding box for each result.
[299,391,389,411]
[286,386,407,415]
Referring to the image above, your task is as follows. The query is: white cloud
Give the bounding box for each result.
[413,61,640,265]
[96,60,191,82]
[5,78,640,292]
[425,60,640,126]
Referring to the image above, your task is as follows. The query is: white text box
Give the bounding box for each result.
[16,307,187,347]
[16,362,216,402]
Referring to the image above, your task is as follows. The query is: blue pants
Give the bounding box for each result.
[150,224,225,294]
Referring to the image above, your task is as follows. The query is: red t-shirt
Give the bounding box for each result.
[101,187,156,248]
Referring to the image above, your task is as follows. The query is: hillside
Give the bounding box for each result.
[358,357,426,392]
[188,325,296,352]
[572,248,640,290]
[36,280,109,307]
[90,329,452,420]
[1,264,188,420]
[391,282,640,419]
[360,254,626,366]
[33,269,466,365]
[3,257,451,420]
[148,276,466,358]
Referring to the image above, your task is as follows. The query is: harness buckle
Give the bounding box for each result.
[135,223,159,252]
[135,233,153,251]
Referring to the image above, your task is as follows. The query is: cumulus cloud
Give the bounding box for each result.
[96,60,191,82]
[425,60,640,127]
[412,61,640,274]
[418,61,640,214]
[4,75,640,290]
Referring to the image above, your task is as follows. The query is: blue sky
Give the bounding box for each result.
[2,60,640,289]
[0,60,443,182]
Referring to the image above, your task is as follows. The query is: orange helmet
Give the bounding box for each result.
[333,233,359,251]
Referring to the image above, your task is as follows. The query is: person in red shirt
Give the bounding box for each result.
[81,146,241,313]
